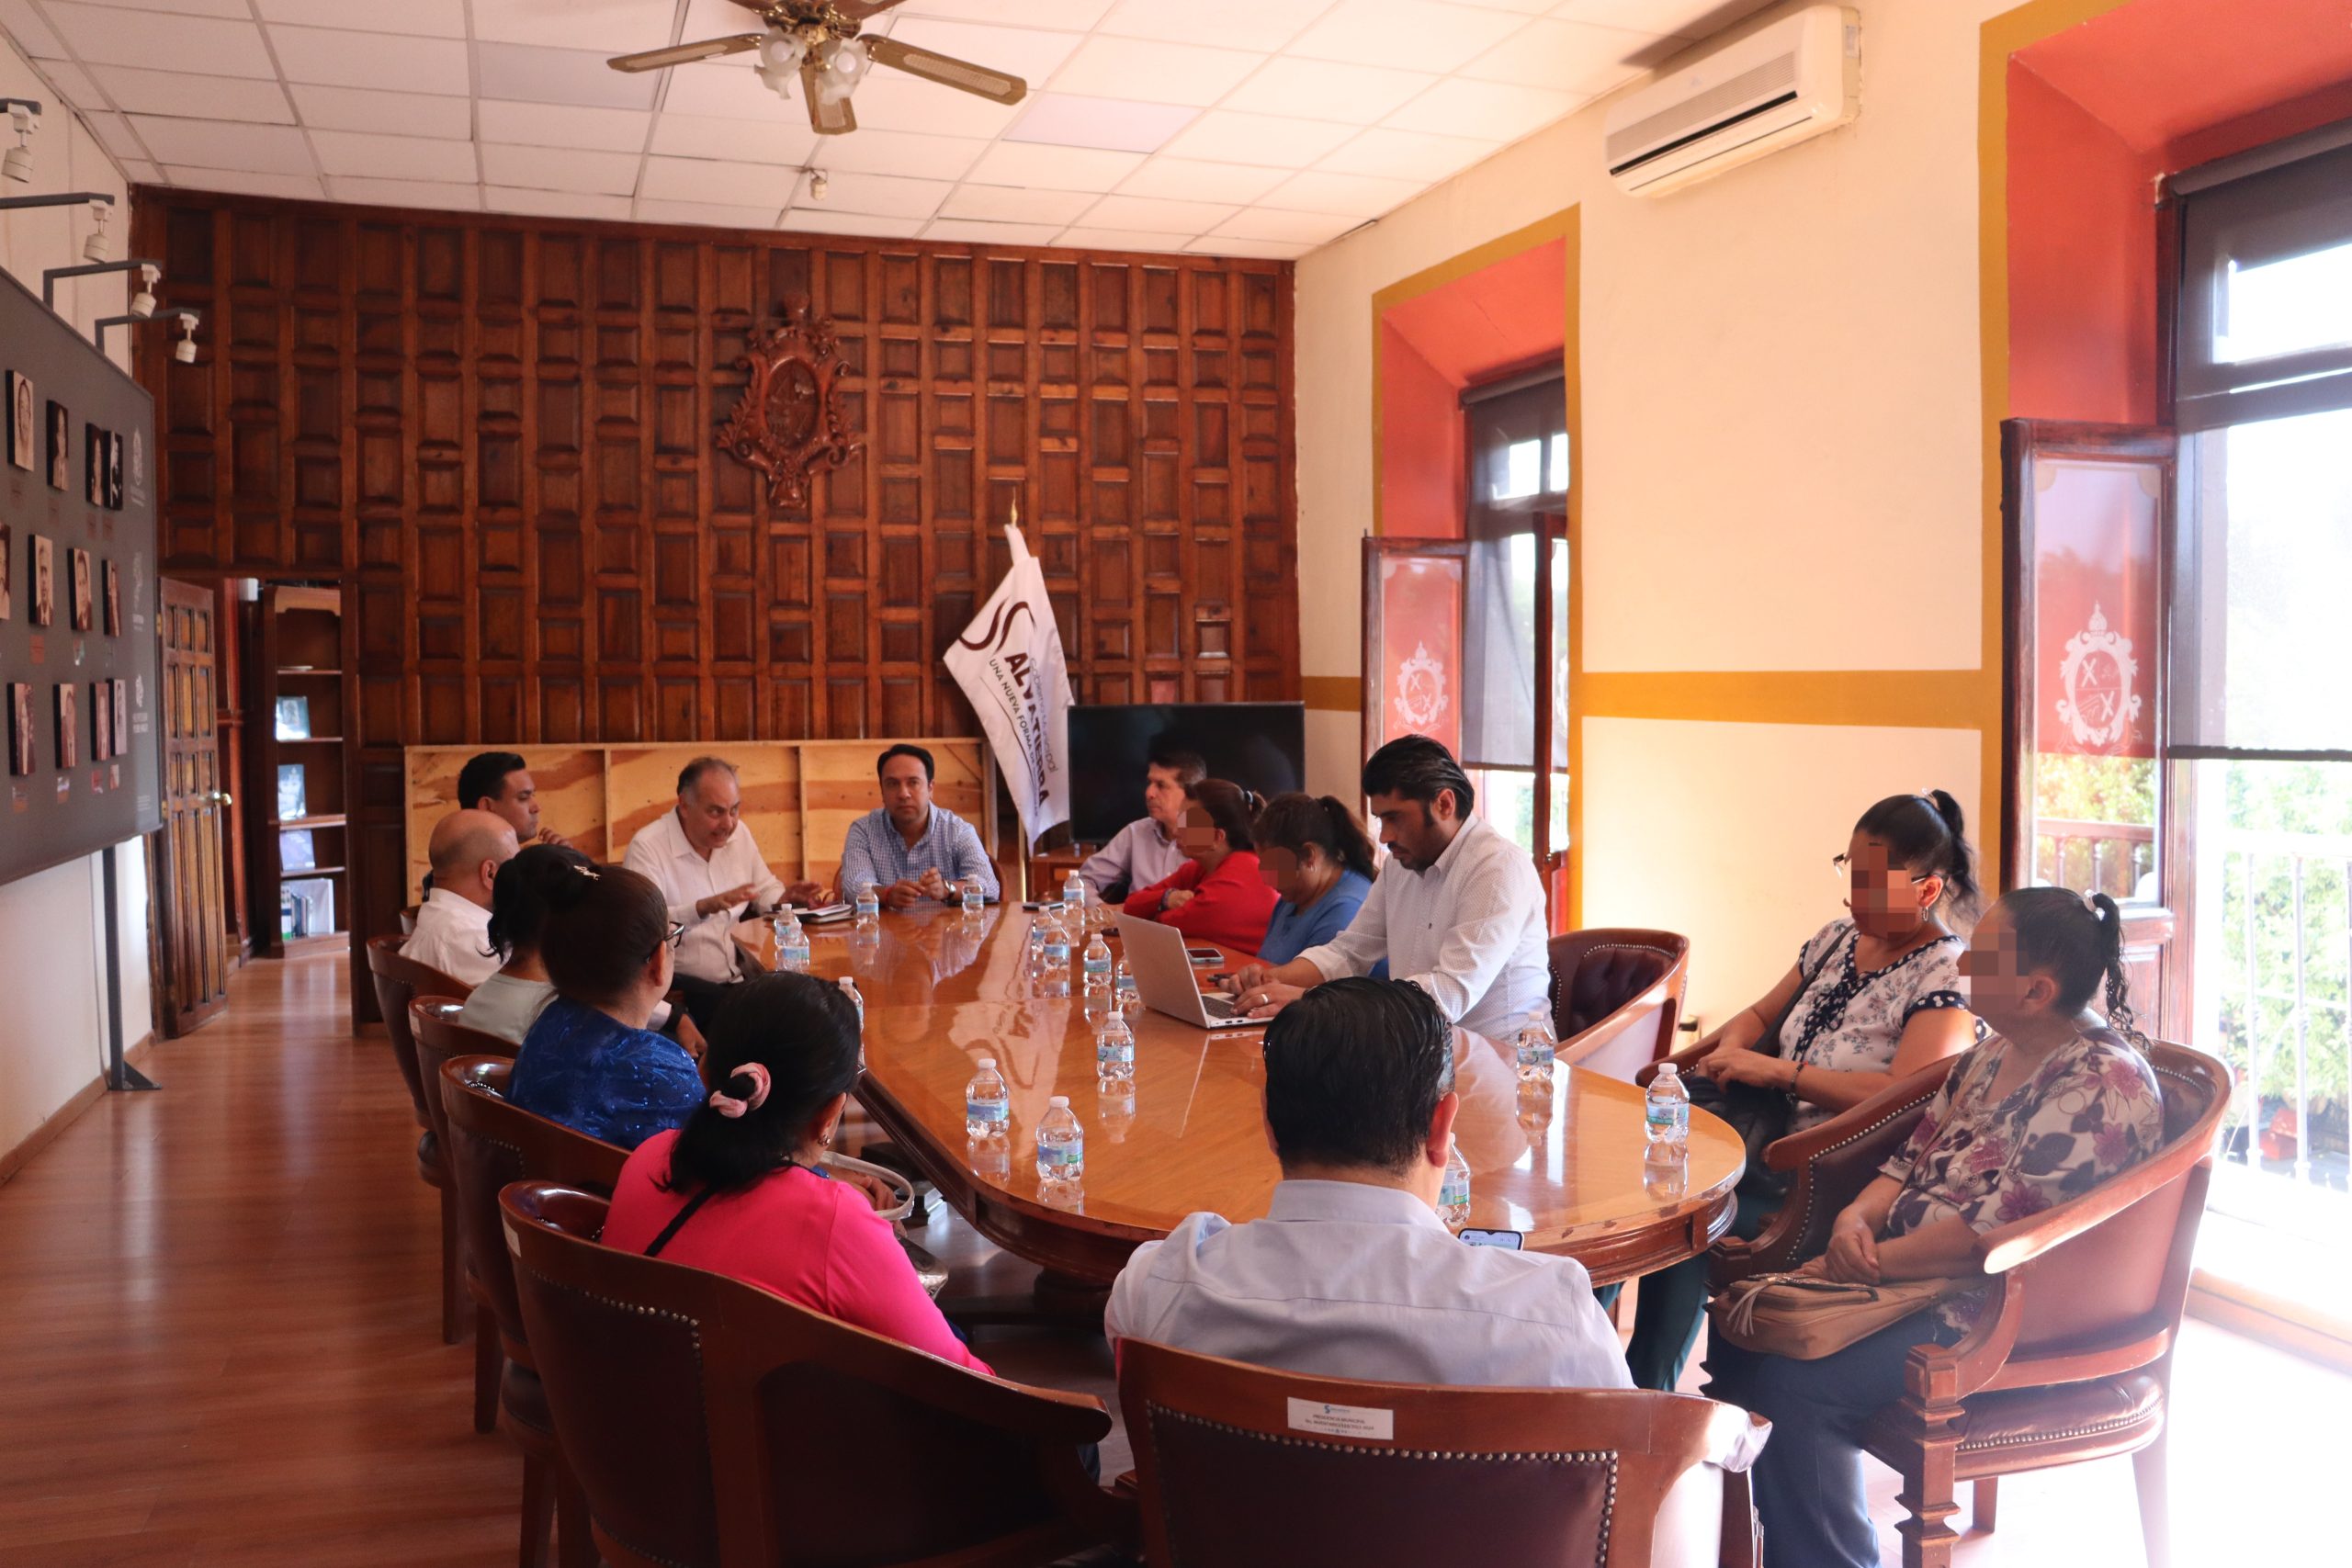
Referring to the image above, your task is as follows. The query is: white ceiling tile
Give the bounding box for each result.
[161,164,323,199]
[475,42,661,110]
[0,0,68,57]
[485,186,634,221]
[481,143,643,195]
[1098,0,1329,48]
[269,26,471,94]
[55,0,247,18]
[636,197,782,229]
[119,158,160,182]
[471,0,673,54]
[776,208,925,238]
[1384,76,1580,140]
[1004,94,1194,154]
[1160,110,1355,169]
[835,72,1025,138]
[1187,235,1312,259]
[1047,37,1264,108]
[1460,17,1658,91]
[1211,206,1360,243]
[127,114,314,174]
[79,112,150,165]
[477,100,652,154]
[254,0,467,36]
[658,62,801,122]
[809,128,989,180]
[28,58,102,105]
[1055,226,1191,254]
[883,18,1086,90]
[1079,193,1240,234]
[896,0,1114,26]
[44,4,276,77]
[808,169,952,219]
[309,130,478,181]
[921,217,1065,245]
[88,64,295,123]
[640,153,801,207]
[1318,125,1500,181]
[936,184,1098,224]
[327,175,481,210]
[1261,168,1421,217]
[1290,1,1528,73]
[1221,58,1439,124]
[1114,156,1290,204]
[965,141,1142,193]
[649,113,814,167]
[289,85,475,140]
[1551,0,1766,39]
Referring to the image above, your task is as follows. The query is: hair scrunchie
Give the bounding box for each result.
[708,1061,772,1119]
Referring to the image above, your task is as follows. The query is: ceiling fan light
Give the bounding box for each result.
[759,33,806,73]
[827,39,869,81]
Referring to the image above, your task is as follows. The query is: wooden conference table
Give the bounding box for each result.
[737,904,1743,1288]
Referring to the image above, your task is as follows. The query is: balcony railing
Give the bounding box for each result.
[2033,816,2156,904]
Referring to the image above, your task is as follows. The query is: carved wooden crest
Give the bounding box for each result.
[716,293,862,509]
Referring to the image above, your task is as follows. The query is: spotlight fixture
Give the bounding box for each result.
[808,169,829,202]
[93,305,198,357]
[83,199,110,262]
[41,255,163,315]
[130,263,159,319]
[1,98,39,185]
[174,311,198,364]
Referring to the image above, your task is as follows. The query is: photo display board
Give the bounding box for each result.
[0,263,163,889]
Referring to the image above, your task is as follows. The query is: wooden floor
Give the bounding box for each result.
[0,951,2338,1566]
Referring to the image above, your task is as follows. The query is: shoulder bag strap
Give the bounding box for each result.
[642,1183,722,1258]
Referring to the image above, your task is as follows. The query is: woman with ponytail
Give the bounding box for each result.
[457,843,591,1043]
[1706,887,2165,1568]
[600,972,989,1373]
[1618,791,1987,1392]
[1122,778,1281,953]
[1250,792,1380,967]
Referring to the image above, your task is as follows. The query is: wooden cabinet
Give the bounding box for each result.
[243,585,351,957]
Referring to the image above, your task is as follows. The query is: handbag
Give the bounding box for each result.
[1711,1269,1967,1359]
[1686,942,1832,1201]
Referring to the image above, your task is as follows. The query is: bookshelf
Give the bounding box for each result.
[244,586,347,957]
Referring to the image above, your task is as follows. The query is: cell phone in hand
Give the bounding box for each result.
[1459,1228,1523,1250]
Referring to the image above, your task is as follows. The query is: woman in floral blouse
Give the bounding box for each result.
[1705,887,2167,1568]
[1616,792,1986,1391]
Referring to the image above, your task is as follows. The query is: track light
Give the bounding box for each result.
[130,263,159,319]
[83,201,109,263]
[808,168,829,202]
[174,312,198,364]
[2,99,38,185]
[94,306,198,355]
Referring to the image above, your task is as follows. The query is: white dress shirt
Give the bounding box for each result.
[1295,814,1550,1039]
[455,972,555,1044]
[622,808,786,985]
[401,888,499,987]
[1105,1179,1632,1392]
[1077,818,1189,901]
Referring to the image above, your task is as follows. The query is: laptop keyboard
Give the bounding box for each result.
[1202,993,1239,1020]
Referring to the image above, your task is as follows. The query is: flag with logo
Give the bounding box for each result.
[945,520,1072,845]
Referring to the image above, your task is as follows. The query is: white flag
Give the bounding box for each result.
[945,523,1072,845]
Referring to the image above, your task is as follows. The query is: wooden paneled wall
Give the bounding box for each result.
[128,189,1297,1018]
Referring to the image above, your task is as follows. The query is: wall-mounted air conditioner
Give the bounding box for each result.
[1604,5,1860,197]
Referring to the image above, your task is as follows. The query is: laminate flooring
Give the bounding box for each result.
[0,952,2338,1566]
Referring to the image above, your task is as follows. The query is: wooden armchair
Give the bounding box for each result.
[1711,1040,2228,1568]
[1119,1339,1769,1566]
[1546,927,1690,1080]
[441,1057,626,1568]
[501,1180,1134,1568]
[363,932,473,1343]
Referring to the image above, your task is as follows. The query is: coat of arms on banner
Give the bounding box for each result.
[2055,603,2142,750]
[1393,640,1449,731]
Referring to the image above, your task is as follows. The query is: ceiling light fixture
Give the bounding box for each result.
[175,311,199,364]
[2,98,39,184]
[756,29,808,96]
[130,263,160,319]
[40,255,164,319]
[808,169,829,202]
[93,305,198,358]
[83,200,109,263]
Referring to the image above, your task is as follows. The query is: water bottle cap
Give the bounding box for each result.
[977,1056,996,1069]
[1048,1094,1069,1108]
[1657,1062,1679,1077]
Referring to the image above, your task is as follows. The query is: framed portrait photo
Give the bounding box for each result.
[0,523,10,622]
[30,534,53,628]
[45,400,68,491]
[85,424,103,507]
[7,683,33,776]
[54,682,77,772]
[6,369,32,471]
[105,431,123,510]
[70,547,92,632]
[103,558,120,636]
[92,680,111,763]
[111,677,128,758]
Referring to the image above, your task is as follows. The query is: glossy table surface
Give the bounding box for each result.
[739,904,1743,1285]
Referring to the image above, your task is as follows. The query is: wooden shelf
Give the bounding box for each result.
[277,667,342,676]
[277,865,345,879]
[275,735,345,744]
[271,814,345,829]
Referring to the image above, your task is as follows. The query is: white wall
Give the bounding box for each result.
[1295,0,2010,1020]
[0,29,148,1165]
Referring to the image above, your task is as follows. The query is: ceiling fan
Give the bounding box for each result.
[606,1,1027,137]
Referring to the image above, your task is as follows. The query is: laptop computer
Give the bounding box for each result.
[1116,914,1262,1030]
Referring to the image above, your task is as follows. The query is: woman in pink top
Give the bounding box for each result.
[602,971,988,1374]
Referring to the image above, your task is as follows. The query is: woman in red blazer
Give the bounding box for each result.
[1123,778,1280,954]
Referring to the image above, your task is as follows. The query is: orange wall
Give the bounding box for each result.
[1377,323,1465,537]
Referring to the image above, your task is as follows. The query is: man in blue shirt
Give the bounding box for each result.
[836,743,1001,910]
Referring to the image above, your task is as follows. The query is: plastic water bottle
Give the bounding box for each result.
[773,908,810,973]
[1515,1010,1557,1081]
[1026,919,1049,979]
[1439,1142,1472,1229]
[1081,931,1113,1021]
[837,976,864,1032]
[960,879,983,917]
[1114,954,1140,1017]
[854,878,880,929]
[964,1056,1010,1143]
[1095,1010,1135,1088]
[1041,907,1071,997]
[1645,1061,1690,1150]
[1063,868,1086,914]
[1036,1095,1084,1185]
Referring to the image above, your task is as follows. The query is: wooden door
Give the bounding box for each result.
[157,578,230,1034]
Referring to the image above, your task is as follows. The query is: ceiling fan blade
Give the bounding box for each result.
[608,34,763,73]
[865,37,1026,105]
[800,55,857,136]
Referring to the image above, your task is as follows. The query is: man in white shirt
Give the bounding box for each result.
[1227,735,1548,1040]
[622,755,785,1030]
[1105,976,1629,1391]
[401,808,519,987]
[1076,747,1201,903]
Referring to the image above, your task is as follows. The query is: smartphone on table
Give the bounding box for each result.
[1459,1228,1523,1250]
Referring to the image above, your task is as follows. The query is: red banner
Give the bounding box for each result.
[2032,457,2160,759]
[1375,555,1463,759]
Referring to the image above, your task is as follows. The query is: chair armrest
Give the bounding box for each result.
[1972,1152,2211,1275]
[1558,988,1671,1079]
[1635,1036,1718,1088]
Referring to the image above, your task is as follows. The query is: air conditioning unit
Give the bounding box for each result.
[1604,5,1860,197]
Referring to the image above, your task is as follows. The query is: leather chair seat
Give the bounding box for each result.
[1870,1371,2163,1479]
[417,1128,447,1189]
[1555,944,1669,1039]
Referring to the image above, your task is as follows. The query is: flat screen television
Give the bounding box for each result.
[1065,702,1306,844]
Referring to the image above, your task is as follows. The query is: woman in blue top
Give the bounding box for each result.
[508,861,706,1149]
[1250,793,1378,966]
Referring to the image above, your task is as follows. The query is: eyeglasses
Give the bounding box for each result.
[1831,854,1934,886]
[664,920,687,949]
